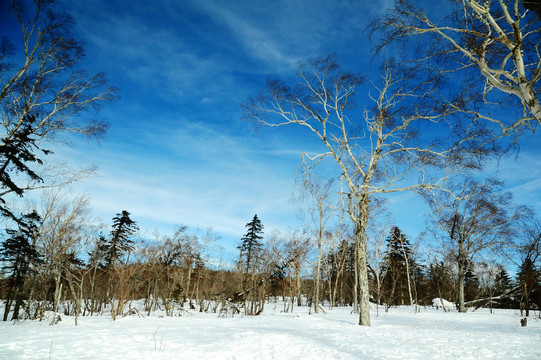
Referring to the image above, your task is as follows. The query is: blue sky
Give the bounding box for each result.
[3,0,541,259]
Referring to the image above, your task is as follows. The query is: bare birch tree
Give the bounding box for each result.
[36,190,91,324]
[374,0,541,136]
[423,178,528,312]
[244,57,482,325]
[0,0,116,219]
[300,177,336,313]
[367,220,393,316]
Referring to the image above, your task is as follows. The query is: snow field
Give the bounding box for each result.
[1,303,539,359]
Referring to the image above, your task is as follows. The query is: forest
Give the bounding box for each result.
[1,0,540,329]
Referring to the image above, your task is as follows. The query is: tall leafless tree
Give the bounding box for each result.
[36,190,91,324]
[244,57,483,325]
[300,177,336,313]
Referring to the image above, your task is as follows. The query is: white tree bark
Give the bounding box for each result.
[245,58,474,325]
[376,0,541,135]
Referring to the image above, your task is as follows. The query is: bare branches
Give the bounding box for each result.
[0,1,117,220]
[372,0,541,136]
[244,56,488,325]
[1,0,117,143]
[422,176,530,311]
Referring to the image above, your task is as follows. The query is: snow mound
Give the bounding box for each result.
[432,298,456,310]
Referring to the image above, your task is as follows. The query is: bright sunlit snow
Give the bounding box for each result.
[1,301,539,359]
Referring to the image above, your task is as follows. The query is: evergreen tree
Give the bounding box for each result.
[382,226,414,306]
[515,229,541,316]
[494,266,512,292]
[0,116,51,222]
[0,211,41,321]
[97,210,138,267]
[238,214,264,276]
[427,260,455,304]
[517,256,540,316]
[237,214,264,314]
[493,265,516,309]
[463,265,480,303]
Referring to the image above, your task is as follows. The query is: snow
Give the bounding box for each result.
[1,302,540,359]
[431,297,457,310]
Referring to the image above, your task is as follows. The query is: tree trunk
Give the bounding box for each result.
[457,260,466,313]
[354,203,371,326]
[2,272,17,321]
[51,280,63,325]
[353,243,359,313]
[314,230,322,313]
[400,241,413,305]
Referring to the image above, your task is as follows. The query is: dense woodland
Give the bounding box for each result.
[1,0,541,326]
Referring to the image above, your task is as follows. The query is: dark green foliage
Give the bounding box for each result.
[494,266,513,291]
[518,256,541,316]
[382,226,414,306]
[0,211,41,320]
[427,261,455,301]
[463,265,480,302]
[238,214,264,275]
[0,115,50,221]
[490,265,518,309]
[96,210,138,267]
[516,229,541,315]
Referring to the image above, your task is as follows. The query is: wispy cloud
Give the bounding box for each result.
[53,119,310,248]
[484,153,541,210]
[44,0,541,258]
[191,0,371,73]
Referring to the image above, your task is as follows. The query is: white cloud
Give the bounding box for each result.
[51,119,309,249]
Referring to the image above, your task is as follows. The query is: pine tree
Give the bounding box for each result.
[493,265,516,309]
[0,116,51,222]
[0,211,41,321]
[518,257,540,316]
[238,214,264,276]
[237,214,264,313]
[97,210,138,268]
[464,265,480,303]
[494,266,512,292]
[382,226,414,306]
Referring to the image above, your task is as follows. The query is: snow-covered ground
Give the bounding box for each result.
[1,302,539,359]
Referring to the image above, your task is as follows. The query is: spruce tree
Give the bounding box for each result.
[0,211,41,321]
[382,226,414,306]
[464,265,480,302]
[494,265,515,308]
[0,116,50,222]
[494,266,512,291]
[238,214,264,276]
[97,210,138,268]
[518,257,540,316]
[237,214,264,313]
[428,261,454,307]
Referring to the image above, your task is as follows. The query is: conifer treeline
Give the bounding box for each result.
[1,211,540,323]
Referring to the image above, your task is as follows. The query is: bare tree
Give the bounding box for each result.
[423,178,528,312]
[374,0,541,136]
[366,220,392,316]
[269,228,311,312]
[36,190,91,324]
[0,0,116,218]
[300,177,336,313]
[244,57,482,325]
